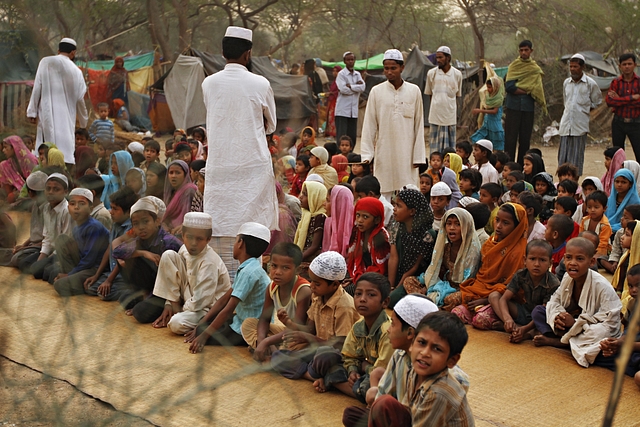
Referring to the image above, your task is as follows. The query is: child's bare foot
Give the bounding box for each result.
[313,378,326,393]
[533,334,566,348]
[125,309,133,316]
[634,372,640,390]
[492,320,504,331]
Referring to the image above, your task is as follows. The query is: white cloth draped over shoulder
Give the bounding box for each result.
[202,63,278,236]
[27,54,88,164]
[360,81,425,194]
[546,269,622,367]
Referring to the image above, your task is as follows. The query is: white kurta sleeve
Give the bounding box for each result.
[183,256,232,313]
[590,79,603,109]
[27,66,43,118]
[411,88,426,165]
[263,85,277,135]
[424,69,434,96]
[360,89,379,163]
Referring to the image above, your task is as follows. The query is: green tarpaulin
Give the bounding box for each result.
[494,66,508,79]
[84,52,154,71]
[321,53,385,71]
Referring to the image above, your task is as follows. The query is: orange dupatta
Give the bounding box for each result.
[459,203,528,304]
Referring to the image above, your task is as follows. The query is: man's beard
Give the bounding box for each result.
[246,59,253,72]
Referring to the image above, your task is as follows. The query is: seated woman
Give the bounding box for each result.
[145,161,166,199]
[163,160,197,236]
[420,208,482,310]
[449,203,527,329]
[101,151,135,209]
[0,136,38,202]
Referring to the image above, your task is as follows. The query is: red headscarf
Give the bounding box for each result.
[331,154,349,183]
[347,197,390,282]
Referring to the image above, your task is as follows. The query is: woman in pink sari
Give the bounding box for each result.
[325,65,341,138]
[0,136,38,202]
[163,160,197,235]
[322,184,354,257]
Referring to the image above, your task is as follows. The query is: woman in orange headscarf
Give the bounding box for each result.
[107,56,130,115]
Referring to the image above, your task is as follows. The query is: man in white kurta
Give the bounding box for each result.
[360,49,425,200]
[202,27,278,280]
[26,38,88,165]
[153,213,232,335]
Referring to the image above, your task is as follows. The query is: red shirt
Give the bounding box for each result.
[606,73,640,119]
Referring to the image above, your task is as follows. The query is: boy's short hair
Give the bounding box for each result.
[517,191,543,217]
[455,141,472,156]
[430,151,443,161]
[464,203,491,230]
[566,236,596,258]
[270,242,303,267]
[555,196,578,216]
[625,204,640,220]
[519,40,533,49]
[175,143,192,154]
[191,159,206,172]
[77,174,105,198]
[222,36,252,60]
[339,135,354,149]
[75,128,90,139]
[442,147,456,156]
[419,172,433,183]
[239,234,269,258]
[480,183,502,200]
[356,272,391,301]
[548,214,575,241]
[627,263,640,277]
[578,230,599,248]
[527,239,553,258]
[109,186,139,213]
[144,139,161,153]
[558,179,578,195]
[459,169,481,192]
[324,142,338,158]
[296,154,310,169]
[586,190,608,208]
[494,151,510,166]
[619,53,636,64]
[356,175,381,196]
[627,221,637,234]
[504,161,522,172]
[416,311,468,358]
[97,102,109,109]
[165,139,174,150]
[508,170,525,182]
[556,163,579,179]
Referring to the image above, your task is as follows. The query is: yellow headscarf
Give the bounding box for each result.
[444,153,463,185]
[47,147,66,168]
[612,220,640,315]
[293,181,327,249]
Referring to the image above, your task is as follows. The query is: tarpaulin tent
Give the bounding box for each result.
[163,55,206,130]
[560,51,619,90]
[84,52,155,71]
[321,53,386,71]
[151,49,316,132]
[0,31,40,82]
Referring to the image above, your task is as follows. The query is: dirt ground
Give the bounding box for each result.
[0,138,635,426]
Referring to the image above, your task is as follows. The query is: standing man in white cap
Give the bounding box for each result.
[424,46,462,155]
[202,26,278,280]
[360,49,425,201]
[558,54,602,176]
[27,38,88,169]
[335,51,365,144]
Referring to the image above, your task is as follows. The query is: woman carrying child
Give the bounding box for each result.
[450,203,528,328]
[388,188,436,307]
[606,169,640,233]
[163,159,197,235]
[0,136,38,202]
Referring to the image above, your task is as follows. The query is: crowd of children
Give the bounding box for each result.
[3,118,640,427]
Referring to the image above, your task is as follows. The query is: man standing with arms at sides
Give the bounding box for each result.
[202,26,278,280]
[360,49,425,201]
[27,37,88,170]
[606,53,640,160]
[557,54,602,176]
[504,40,546,164]
[335,51,365,144]
[424,46,462,155]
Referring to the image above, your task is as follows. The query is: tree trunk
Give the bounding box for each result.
[146,0,173,62]
[171,0,191,53]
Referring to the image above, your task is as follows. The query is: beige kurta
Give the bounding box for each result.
[154,245,231,334]
[546,269,622,367]
[360,80,425,193]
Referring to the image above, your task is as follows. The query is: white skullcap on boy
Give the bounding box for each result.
[306,174,324,184]
[238,222,271,243]
[47,172,68,188]
[310,146,329,164]
[128,141,144,154]
[26,171,48,192]
[131,196,166,220]
[394,294,439,328]
[183,212,213,230]
[458,196,479,208]
[431,182,452,197]
[69,188,93,203]
[224,26,252,42]
[474,139,493,152]
[309,251,347,281]
[383,49,403,62]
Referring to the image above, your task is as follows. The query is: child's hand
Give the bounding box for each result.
[365,386,378,407]
[504,319,516,333]
[97,279,112,297]
[561,313,575,329]
[189,333,208,353]
[600,338,620,357]
[472,108,481,114]
[84,274,99,290]
[348,371,361,387]
[141,251,161,265]
[152,306,174,328]
[276,308,291,326]
[183,328,198,343]
[284,331,309,345]
[467,298,487,311]
[510,327,524,343]
[553,314,565,331]
[253,340,271,362]
[53,273,68,282]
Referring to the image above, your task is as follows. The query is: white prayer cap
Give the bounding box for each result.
[238,222,271,243]
[128,141,144,154]
[60,37,77,47]
[47,172,68,188]
[394,294,438,328]
[474,139,493,152]
[403,184,420,192]
[131,196,166,220]
[183,212,213,230]
[69,187,93,203]
[306,174,324,184]
[459,196,480,208]
[343,51,354,59]
[309,251,346,281]
[310,146,329,164]
[570,53,585,62]
[436,46,452,56]
[383,49,403,62]
[224,26,252,42]
[26,171,48,192]
[199,167,206,177]
[431,182,452,197]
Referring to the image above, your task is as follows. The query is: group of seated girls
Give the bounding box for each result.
[2,127,640,426]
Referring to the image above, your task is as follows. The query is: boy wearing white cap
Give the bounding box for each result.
[149,212,231,334]
[186,222,271,351]
[424,46,463,155]
[21,173,74,280]
[471,139,500,185]
[430,182,452,232]
[53,188,110,296]
[11,171,48,267]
